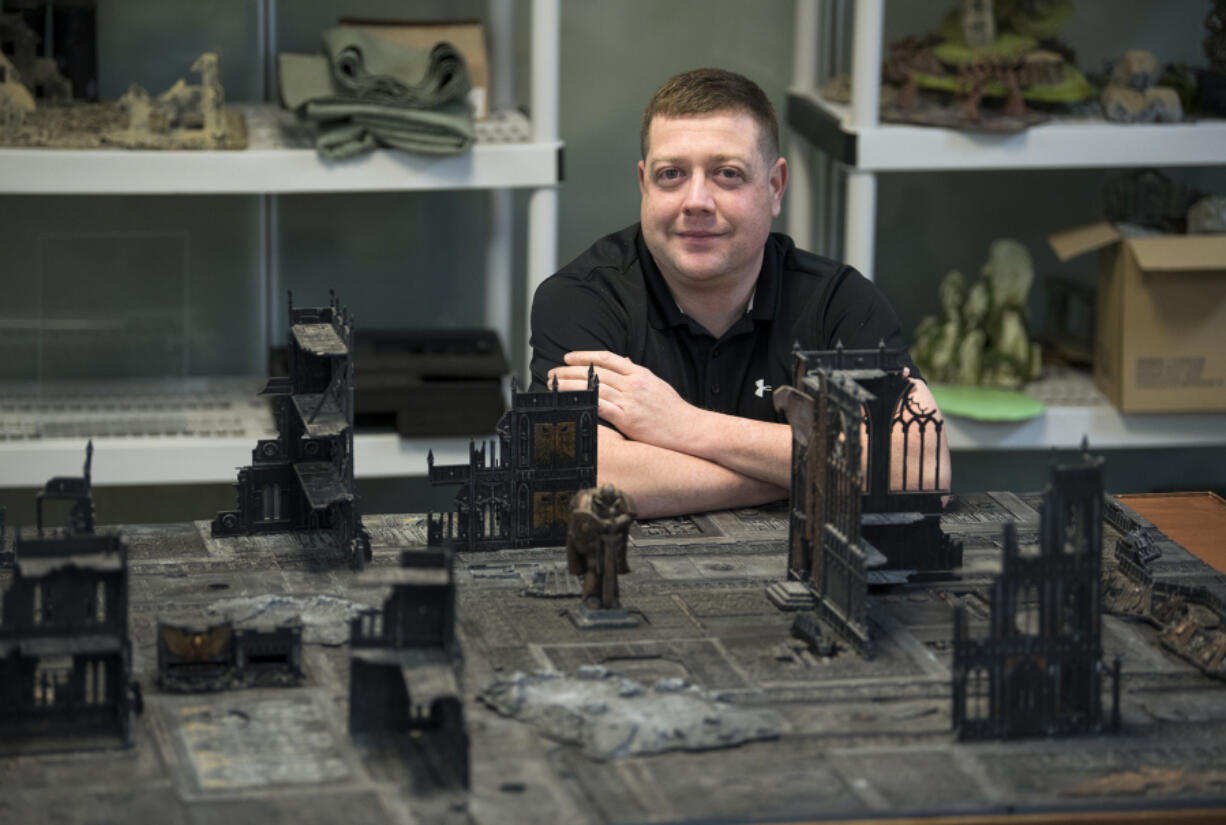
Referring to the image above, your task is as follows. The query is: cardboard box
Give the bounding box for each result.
[1048,222,1226,412]
[339,19,489,119]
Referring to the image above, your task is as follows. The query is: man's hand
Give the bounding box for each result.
[547,350,699,454]
[548,349,793,491]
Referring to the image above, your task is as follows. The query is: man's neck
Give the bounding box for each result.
[659,256,762,339]
[671,281,755,338]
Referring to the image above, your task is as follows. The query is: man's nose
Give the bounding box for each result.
[681,172,715,213]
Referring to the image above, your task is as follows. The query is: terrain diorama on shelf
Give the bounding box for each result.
[822,0,1223,132]
[0,13,245,151]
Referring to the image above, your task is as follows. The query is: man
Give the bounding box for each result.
[531,68,948,518]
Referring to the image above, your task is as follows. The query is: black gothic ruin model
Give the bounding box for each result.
[0,443,141,753]
[952,444,1122,739]
[427,370,598,552]
[772,344,960,655]
[213,292,372,569]
[349,548,468,788]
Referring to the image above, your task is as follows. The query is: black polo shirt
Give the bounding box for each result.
[529,223,917,423]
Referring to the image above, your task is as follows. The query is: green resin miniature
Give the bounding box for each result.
[913,239,1043,389]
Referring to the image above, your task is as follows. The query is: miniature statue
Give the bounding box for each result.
[913,239,1042,389]
[566,483,636,611]
[960,0,996,49]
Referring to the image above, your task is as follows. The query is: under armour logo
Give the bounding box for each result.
[754,378,772,398]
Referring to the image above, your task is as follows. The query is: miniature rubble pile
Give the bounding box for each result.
[912,239,1042,389]
[479,666,785,760]
[1102,501,1226,682]
[1102,168,1226,236]
[1100,50,1183,123]
[279,25,476,160]
[203,593,375,645]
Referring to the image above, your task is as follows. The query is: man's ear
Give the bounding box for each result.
[638,160,647,195]
[769,156,788,218]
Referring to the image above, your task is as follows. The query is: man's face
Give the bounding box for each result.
[638,111,787,294]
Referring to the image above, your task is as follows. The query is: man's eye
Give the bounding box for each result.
[658,168,681,181]
[718,168,743,180]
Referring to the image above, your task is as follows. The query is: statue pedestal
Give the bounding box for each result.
[568,603,640,630]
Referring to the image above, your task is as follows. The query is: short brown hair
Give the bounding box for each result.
[640,68,779,162]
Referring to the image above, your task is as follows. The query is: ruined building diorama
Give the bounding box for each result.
[1103,497,1226,681]
[771,344,960,656]
[0,11,245,151]
[157,615,304,693]
[0,443,141,753]
[427,370,598,552]
[213,292,372,569]
[349,548,468,788]
[952,444,1122,739]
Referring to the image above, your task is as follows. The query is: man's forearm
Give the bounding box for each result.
[675,410,794,489]
[596,426,788,519]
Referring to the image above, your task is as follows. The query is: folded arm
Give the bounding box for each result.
[550,351,950,518]
[595,425,788,519]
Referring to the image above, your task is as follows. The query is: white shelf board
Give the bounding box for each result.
[0,104,561,194]
[945,405,1226,451]
[944,370,1226,451]
[789,89,1226,172]
[0,432,482,488]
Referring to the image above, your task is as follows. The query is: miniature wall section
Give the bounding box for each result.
[349,548,468,788]
[157,618,304,692]
[212,291,371,568]
[952,447,1122,739]
[427,370,598,551]
[787,345,961,574]
[0,449,137,752]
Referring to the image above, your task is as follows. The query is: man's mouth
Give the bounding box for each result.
[675,230,724,240]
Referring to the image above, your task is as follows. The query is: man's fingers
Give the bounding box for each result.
[550,364,625,391]
[564,350,635,374]
[553,373,625,404]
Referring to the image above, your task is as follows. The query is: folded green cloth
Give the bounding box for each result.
[278,26,475,160]
[309,99,475,159]
[323,27,470,106]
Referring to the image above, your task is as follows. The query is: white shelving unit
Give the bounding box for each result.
[942,369,1226,451]
[0,0,558,488]
[786,0,1226,452]
[0,106,560,195]
[0,433,477,488]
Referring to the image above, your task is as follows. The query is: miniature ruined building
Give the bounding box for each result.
[952,447,1121,740]
[0,13,70,100]
[213,292,371,567]
[772,344,959,654]
[427,370,598,551]
[350,549,468,787]
[0,444,137,751]
[158,617,304,693]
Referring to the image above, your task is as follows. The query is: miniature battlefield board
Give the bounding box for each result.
[2,495,1226,824]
